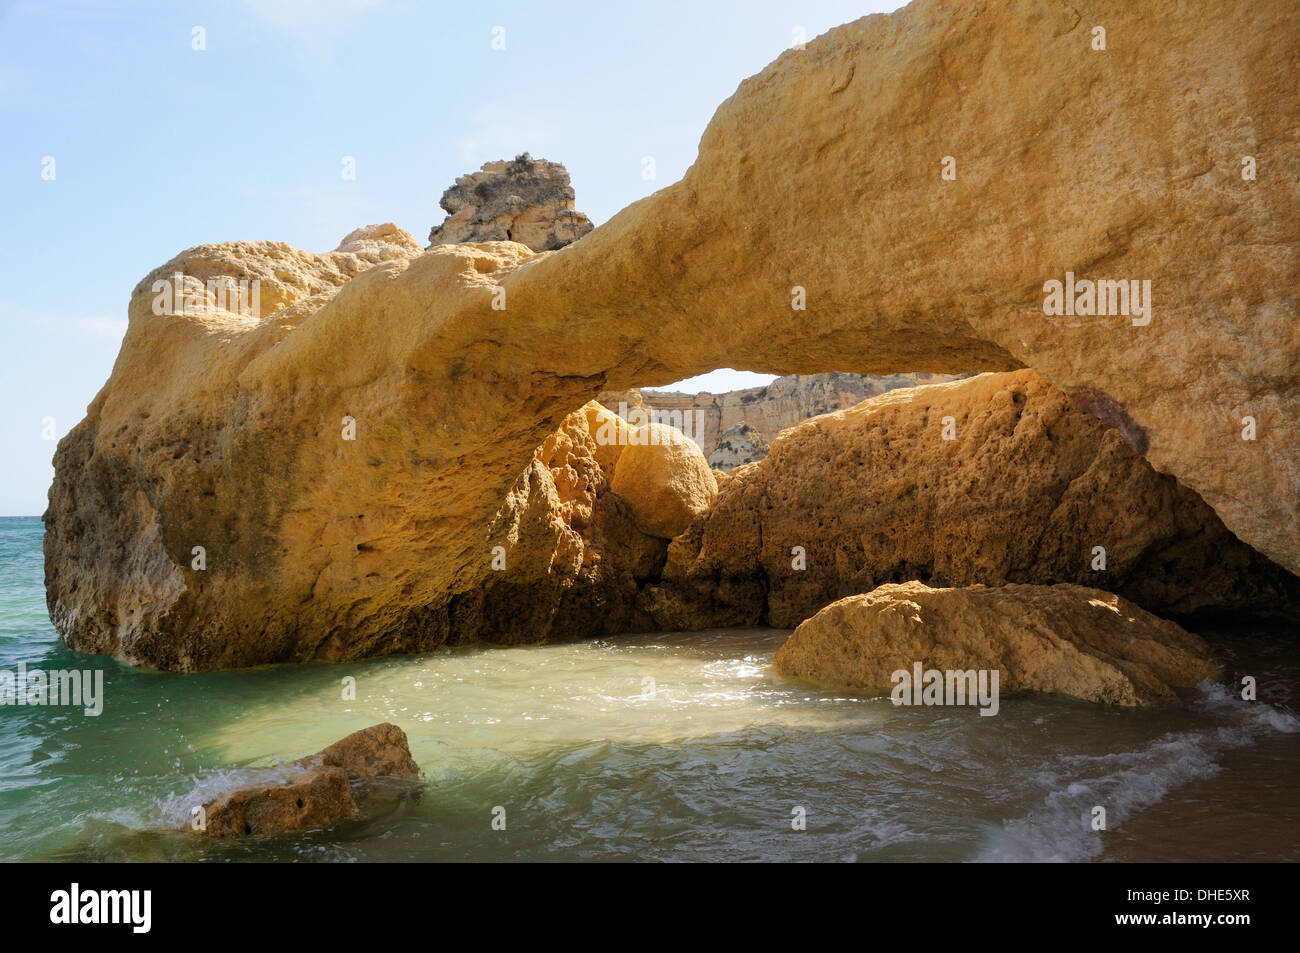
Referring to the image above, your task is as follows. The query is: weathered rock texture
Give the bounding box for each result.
[610,425,717,537]
[773,582,1220,706]
[194,724,417,838]
[46,0,1299,669]
[428,153,593,252]
[300,722,419,780]
[645,371,1300,629]
[447,403,712,647]
[198,766,357,839]
[707,423,770,469]
[601,372,959,458]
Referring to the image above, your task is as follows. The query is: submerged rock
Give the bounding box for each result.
[299,721,419,780]
[197,766,358,840]
[773,582,1219,706]
[193,724,418,839]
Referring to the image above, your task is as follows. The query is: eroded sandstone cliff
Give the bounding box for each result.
[707,423,770,469]
[446,403,714,648]
[600,372,959,459]
[45,0,1299,669]
[428,153,593,252]
[644,370,1300,630]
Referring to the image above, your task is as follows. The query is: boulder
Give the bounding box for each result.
[296,722,419,780]
[445,402,673,646]
[198,766,358,839]
[193,723,418,839]
[428,153,593,251]
[772,582,1220,706]
[609,425,718,538]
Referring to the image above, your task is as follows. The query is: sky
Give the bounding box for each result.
[0,0,902,515]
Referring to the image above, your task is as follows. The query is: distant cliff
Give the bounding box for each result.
[707,423,769,469]
[600,372,963,464]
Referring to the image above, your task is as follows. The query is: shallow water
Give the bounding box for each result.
[2,516,1296,862]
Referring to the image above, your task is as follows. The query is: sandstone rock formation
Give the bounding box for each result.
[45,0,1300,669]
[707,423,769,469]
[600,372,960,458]
[644,371,1300,630]
[447,403,711,647]
[609,425,717,537]
[772,582,1220,706]
[193,724,418,838]
[428,153,593,252]
[198,766,358,839]
[300,722,419,780]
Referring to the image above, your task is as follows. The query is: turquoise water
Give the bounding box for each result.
[2,515,1297,862]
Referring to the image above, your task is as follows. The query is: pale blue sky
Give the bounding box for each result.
[0,0,900,515]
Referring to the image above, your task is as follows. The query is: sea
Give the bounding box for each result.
[1,515,1295,862]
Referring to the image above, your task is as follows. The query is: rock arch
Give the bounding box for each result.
[45,0,1298,668]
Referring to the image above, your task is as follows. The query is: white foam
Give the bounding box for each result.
[973,688,1299,862]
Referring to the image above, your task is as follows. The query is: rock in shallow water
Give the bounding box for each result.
[772,582,1220,706]
[198,766,358,839]
[298,721,419,780]
[193,723,418,838]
